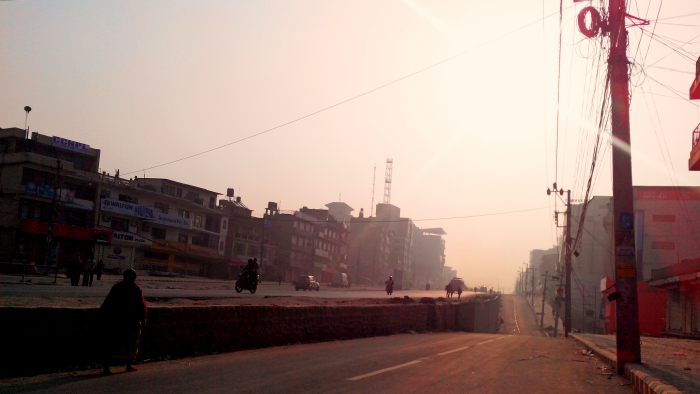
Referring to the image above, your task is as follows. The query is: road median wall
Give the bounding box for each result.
[0,296,500,377]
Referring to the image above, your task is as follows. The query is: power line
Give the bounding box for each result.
[123,3,578,176]
[655,10,700,21]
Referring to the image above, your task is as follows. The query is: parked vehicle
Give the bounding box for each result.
[331,272,349,288]
[235,270,259,294]
[295,275,320,291]
[450,278,466,292]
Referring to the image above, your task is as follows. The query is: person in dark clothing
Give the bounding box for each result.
[66,260,78,286]
[74,256,84,286]
[278,274,283,286]
[83,259,96,286]
[95,259,105,280]
[457,286,463,300]
[242,258,259,284]
[100,269,148,375]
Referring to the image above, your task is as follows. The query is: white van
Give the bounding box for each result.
[332,272,349,287]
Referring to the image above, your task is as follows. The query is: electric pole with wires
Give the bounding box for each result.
[576,0,642,370]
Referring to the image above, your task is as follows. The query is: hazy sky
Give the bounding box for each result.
[2,0,699,291]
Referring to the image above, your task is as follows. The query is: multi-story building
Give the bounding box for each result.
[220,197,279,280]
[95,177,228,277]
[347,208,391,285]
[299,206,349,283]
[412,227,446,288]
[375,203,415,287]
[0,128,109,266]
[268,209,317,282]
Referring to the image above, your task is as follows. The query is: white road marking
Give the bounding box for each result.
[476,339,493,345]
[495,336,508,340]
[437,346,470,356]
[347,360,422,381]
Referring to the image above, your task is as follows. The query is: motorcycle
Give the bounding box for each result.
[386,283,393,295]
[235,271,259,294]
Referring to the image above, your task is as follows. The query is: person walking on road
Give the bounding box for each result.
[95,258,105,281]
[100,269,148,375]
[457,286,463,300]
[445,283,453,298]
[75,256,84,286]
[83,258,96,286]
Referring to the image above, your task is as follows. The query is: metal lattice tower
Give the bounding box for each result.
[383,158,393,204]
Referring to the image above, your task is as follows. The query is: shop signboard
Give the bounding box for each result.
[24,183,55,199]
[64,198,93,211]
[112,231,152,246]
[103,245,133,269]
[101,198,137,216]
[152,211,191,229]
[51,136,90,154]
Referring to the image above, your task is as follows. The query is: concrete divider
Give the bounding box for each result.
[0,296,500,378]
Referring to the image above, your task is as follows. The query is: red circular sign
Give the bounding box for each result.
[578,6,601,38]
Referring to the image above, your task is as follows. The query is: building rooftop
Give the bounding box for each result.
[421,228,446,235]
[137,178,221,195]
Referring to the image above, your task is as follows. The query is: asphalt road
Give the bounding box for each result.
[0,282,459,299]
[1,295,634,394]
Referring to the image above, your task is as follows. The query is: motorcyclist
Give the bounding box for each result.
[242,258,259,284]
[385,276,394,288]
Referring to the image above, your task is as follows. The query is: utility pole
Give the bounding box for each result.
[547,185,572,337]
[609,0,642,369]
[574,0,642,370]
[540,271,548,328]
[531,266,536,307]
[46,159,61,283]
[356,243,361,283]
[564,189,572,337]
[371,247,376,286]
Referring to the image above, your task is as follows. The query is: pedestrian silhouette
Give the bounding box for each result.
[100,269,147,375]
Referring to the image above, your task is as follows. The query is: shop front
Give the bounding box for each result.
[17,219,112,267]
[95,230,151,271]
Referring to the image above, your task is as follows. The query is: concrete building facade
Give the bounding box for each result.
[0,128,107,267]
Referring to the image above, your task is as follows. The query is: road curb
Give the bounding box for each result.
[571,334,683,394]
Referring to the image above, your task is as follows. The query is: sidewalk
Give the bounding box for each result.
[574,334,700,394]
[526,294,564,337]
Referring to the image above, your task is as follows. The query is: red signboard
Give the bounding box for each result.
[19,219,111,243]
[636,189,700,201]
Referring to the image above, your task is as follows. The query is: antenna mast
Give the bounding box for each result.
[383,158,393,204]
[370,164,376,216]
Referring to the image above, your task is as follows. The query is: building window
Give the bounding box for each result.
[100,189,111,199]
[154,202,169,214]
[248,245,258,256]
[118,194,138,204]
[178,209,190,219]
[234,243,245,255]
[176,188,183,198]
[111,217,130,232]
[651,241,675,250]
[194,214,202,228]
[178,233,189,243]
[219,241,224,251]
[161,184,176,196]
[292,235,298,245]
[151,227,166,240]
[653,215,675,222]
[293,221,298,228]
[222,220,227,230]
